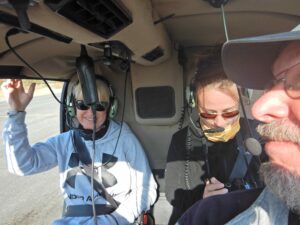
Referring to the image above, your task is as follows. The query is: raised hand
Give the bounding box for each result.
[203,177,228,199]
[1,79,36,111]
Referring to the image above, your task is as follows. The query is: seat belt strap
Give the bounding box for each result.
[229,132,252,182]
[70,130,119,209]
[73,130,93,165]
[81,164,119,209]
[63,204,116,217]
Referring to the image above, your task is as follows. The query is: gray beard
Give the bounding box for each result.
[260,163,300,214]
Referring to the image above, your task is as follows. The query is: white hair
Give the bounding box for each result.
[73,79,110,103]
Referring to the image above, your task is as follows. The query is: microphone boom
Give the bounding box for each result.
[245,137,262,156]
[203,127,225,133]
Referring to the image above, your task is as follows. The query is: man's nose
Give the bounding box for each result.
[251,84,289,123]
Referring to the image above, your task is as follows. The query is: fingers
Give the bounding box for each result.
[2,79,35,93]
[207,177,222,185]
[2,79,20,89]
[7,79,18,86]
[27,83,36,98]
[1,79,36,111]
[1,79,16,97]
[204,187,228,198]
[18,79,24,91]
[205,178,225,193]
[203,177,228,199]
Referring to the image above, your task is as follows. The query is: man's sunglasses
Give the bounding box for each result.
[199,110,240,119]
[75,100,109,112]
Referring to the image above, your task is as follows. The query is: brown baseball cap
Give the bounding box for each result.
[222,29,300,90]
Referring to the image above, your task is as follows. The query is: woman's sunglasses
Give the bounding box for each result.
[75,100,109,112]
[200,110,239,119]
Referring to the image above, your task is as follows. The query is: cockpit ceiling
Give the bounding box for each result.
[153,0,300,46]
[163,12,300,47]
[1,1,299,45]
[0,0,300,80]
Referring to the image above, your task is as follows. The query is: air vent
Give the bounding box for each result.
[45,0,132,39]
[142,46,164,62]
[136,86,175,119]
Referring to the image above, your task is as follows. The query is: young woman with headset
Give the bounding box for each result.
[1,77,157,225]
[165,55,266,225]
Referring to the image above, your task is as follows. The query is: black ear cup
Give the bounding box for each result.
[66,92,76,118]
[186,78,196,108]
[108,98,118,119]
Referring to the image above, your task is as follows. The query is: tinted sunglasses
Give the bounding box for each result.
[200,110,239,119]
[75,100,109,112]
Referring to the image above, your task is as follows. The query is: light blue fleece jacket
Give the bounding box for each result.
[3,112,157,225]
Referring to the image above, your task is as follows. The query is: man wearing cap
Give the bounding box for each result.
[176,31,300,225]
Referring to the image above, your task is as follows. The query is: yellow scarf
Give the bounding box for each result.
[200,117,240,142]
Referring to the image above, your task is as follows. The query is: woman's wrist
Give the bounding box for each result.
[9,106,25,112]
[7,110,25,117]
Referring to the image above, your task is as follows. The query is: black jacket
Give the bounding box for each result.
[165,118,266,224]
[177,188,300,225]
[178,188,263,225]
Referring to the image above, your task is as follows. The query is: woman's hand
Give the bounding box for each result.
[1,79,36,111]
[203,177,228,199]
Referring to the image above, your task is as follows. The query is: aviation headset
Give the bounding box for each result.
[186,60,226,110]
[186,46,224,109]
[186,77,197,109]
[67,75,118,119]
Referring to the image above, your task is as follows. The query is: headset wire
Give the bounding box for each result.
[91,105,98,225]
[5,28,64,105]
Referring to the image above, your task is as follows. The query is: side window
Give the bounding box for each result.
[239,88,264,119]
[0,79,63,225]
